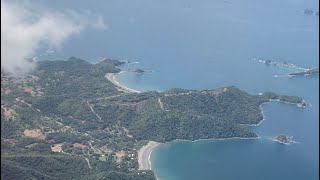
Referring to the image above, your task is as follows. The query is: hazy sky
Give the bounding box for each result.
[1,0,107,76]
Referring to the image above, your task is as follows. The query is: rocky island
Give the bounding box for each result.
[261,59,293,67]
[289,67,319,76]
[264,60,272,65]
[273,135,293,145]
[304,8,314,15]
[134,68,145,74]
[1,57,306,179]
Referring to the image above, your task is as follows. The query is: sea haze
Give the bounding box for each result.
[39,0,319,179]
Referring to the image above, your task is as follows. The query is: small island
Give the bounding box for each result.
[304,8,314,15]
[134,68,145,74]
[261,60,291,67]
[273,135,293,145]
[264,60,272,65]
[289,67,319,76]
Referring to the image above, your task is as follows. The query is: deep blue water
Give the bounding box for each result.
[39,0,319,179]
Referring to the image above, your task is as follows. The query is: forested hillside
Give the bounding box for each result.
[1,57,305,179]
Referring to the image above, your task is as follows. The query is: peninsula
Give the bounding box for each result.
[1,57,305,180]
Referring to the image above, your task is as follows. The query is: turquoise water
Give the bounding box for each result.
[40,0,318,179]
[151,101,318,180]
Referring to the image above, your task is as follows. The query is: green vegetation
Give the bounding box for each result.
[259,92,305,106]
[1,154,155,180]
[1,57,304,179]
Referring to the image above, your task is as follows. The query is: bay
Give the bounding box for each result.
[39,0,319,179]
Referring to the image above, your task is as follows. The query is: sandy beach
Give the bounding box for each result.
[105,72,141,93]
[138,141,161,170]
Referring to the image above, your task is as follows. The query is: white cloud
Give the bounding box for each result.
[1,0,107,76]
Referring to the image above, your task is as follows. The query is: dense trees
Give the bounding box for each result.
[1,58,303,180]
[1,154,156,180]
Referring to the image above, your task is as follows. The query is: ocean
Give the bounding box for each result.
[40,0,319,179]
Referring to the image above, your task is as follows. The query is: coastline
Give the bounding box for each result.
[241,98,306,127]
[170,136,261,144]
[138,136,261,167]
[108,68,307,178]
[138,141,162,171]
[137,137,260,180]
[137,137,260,173]
[240,104,267,127]
[105,72,141,93]
[135,100,271,173]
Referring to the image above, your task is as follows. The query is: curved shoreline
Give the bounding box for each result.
[108,70,306,178]
[136,102,271,172]
[105,72,141,93]
[138,141,162,170]
[173,136,261,143]
[137,136,260,171]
